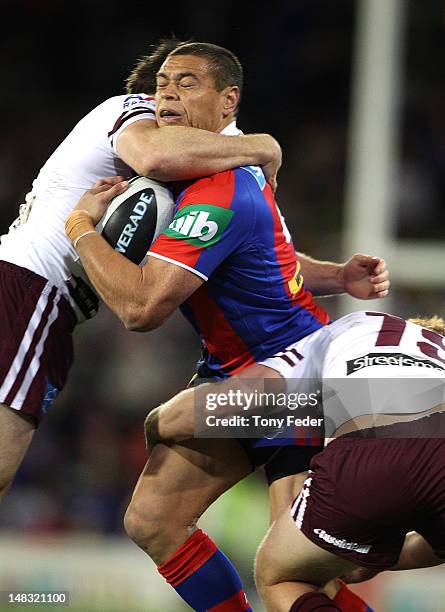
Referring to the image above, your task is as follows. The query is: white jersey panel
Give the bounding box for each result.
[0,94,155,312]
[261,311,445,380]
[260,311,445,436]
[321,311,445,378]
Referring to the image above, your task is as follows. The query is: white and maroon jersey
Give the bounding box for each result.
[0,94,155,321]
[261,311,445,435]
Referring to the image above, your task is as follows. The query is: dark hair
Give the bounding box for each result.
[126,36,186,94]
[167,42,243,97]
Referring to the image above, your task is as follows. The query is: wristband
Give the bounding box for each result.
[73,230,97,249]
[65,210,95,247]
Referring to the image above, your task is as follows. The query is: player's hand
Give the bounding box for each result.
[340,254,390,300]
[73,176,128,225]
[261,135,282,193]
[263,161,279,193]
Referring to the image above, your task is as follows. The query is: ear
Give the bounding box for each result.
[221,86,240,117]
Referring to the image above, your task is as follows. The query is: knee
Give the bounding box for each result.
[124,495,175,553]
[124,498,160,547]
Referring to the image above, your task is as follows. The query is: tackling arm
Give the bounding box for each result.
[117,119,281,188]
[117,120,281,189]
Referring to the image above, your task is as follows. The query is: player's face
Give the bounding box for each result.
[155,54,234,132]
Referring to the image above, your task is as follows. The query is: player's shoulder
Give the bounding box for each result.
[178,170,238,211]
[326,311,377,339]
[178,166,266,211]
[237,165,267,191]
[100,93,156,113]
[82,94,155,119]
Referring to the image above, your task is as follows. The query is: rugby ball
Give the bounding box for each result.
[95,176,174,266]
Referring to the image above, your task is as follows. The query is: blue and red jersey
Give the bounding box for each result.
[149,166,330,377]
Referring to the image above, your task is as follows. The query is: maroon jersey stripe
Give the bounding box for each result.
[107,108,155,138]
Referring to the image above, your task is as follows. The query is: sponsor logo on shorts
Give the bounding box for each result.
[313,528,371,554]
[346,352,445,375]
[164,204,234,248]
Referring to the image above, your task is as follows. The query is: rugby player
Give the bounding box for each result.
[0,36,285,505]
[66,43,389,611]
[251,311,445,612]
[147,312,445,611]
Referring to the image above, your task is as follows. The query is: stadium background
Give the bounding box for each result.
[1,0,444,610]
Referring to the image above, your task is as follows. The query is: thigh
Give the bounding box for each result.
[0,404,35,494]
[256,507,355,598]
[268,471,308,524]
[134,436,252,502]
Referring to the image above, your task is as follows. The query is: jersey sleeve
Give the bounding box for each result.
[147,170,255,280]
[108,94,156,153]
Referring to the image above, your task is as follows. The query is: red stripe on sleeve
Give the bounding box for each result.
[149,234,202,272]
[150,172,237,274]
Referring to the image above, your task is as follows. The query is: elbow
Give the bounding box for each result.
[123,312,160,333]
[121,303,169,333]
[135,150,167,179]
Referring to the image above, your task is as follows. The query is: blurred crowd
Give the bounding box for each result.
[0,0,444,534]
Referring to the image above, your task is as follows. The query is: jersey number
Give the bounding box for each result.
[366,312,445,364]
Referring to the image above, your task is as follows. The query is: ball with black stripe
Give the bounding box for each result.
[95,176,174,266]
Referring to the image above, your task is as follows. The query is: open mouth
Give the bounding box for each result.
[159,109,181,118]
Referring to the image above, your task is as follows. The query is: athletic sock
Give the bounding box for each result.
[158,529,252,611]
[290,592,341,611]
[334,580,374,612]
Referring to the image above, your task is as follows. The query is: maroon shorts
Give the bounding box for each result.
[0,261,75,423]
[291,413,445,569]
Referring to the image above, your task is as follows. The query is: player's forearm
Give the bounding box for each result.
[74,233,155,329]
[134,127,281,181]
[298,253,344,296]
[65,212,157,329]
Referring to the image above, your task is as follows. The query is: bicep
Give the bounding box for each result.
[116,120,159,176]
[137,255,203,330]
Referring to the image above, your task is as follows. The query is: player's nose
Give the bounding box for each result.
[159,83,179,100]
